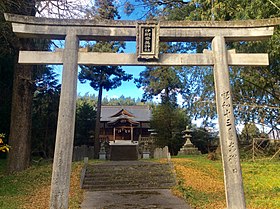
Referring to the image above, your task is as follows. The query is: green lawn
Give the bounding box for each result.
[1,156,279,209]
[242,160,280,209]
[0,159,52,208]
[172,155,280,209]
[0,159,83,209]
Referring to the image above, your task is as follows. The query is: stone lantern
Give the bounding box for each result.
[178,126,201,155]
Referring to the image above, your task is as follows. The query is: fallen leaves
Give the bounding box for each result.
[21,162,83,209]
[172,157,280,209]
[172,158,224,194]
[172,157,226,209]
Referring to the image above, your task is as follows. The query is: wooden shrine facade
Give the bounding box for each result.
[99,106,151,142]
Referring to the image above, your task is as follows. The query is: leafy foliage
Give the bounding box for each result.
[132,0,280,134]
[102,95,145,106]
[32,68,60,158]
[186,1,280,133]
[151,102,190,155]
[191,127,218,154]
[75,98,96,146]
[240,123,261,142]
[79,64,132,92]
[95,0,120,19]
[135,65,184,105]
[0,134,11,153]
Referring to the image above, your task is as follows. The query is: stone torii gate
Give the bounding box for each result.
[5,13,280,209]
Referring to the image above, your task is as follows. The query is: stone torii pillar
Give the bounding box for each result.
[49,31,79,209]
[212,36,246,209]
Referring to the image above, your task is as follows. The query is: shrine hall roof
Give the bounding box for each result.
[100,106,152,122]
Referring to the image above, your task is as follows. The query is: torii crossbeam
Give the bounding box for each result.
[5,13,280,209]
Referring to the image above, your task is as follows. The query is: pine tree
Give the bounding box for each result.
[78,0,132,158]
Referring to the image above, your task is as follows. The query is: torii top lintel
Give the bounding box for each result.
[4,13,280,42]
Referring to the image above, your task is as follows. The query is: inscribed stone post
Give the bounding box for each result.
[212,36,246,209]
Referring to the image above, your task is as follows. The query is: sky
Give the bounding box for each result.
[39,0,151,101]
[78,5,148,100]
[76,43,147,100]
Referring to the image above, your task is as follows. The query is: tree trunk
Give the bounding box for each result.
[94,87,103,158]
[7,39,34,173]
[162,87,170,104]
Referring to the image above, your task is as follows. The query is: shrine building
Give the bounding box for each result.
[99,105,152,142]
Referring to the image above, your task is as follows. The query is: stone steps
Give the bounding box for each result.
[82,182,175,190]
[82,161,175,191]
[110,145,138,160]
[84,175,171,181]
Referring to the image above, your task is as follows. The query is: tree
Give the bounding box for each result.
[75,97,96,146]
[135,65,184,106]
[135,43,185,106]
[151,102,190,155]
[181,0,280,133]
[35,0,95,19]
[122,0,190,19]
[240,123,261,142]
[0,0,38,173]
[32,68,60,158]
[0,55,14,140]
[1,0,95,172]
[78,0,132,158]
[132,0,280,134]
[191,126,218,154]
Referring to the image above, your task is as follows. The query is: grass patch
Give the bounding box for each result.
[242,160,280,209]
[2,156,279,209]
[172,155,280,209]
[0,159,84,209]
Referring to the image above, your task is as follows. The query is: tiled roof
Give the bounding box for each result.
[100,105,152,122]
[107,116,140,126]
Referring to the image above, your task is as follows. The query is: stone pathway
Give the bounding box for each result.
[81,189,191,209]
[80,161,191,209]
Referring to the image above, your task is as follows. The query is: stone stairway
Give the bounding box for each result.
[82,161,176,191]
[110,144,138,161]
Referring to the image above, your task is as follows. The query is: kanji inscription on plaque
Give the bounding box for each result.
[137,22,159,60]
[142,27,153,52]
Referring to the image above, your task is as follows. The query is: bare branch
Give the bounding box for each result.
[35,0,95,19]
